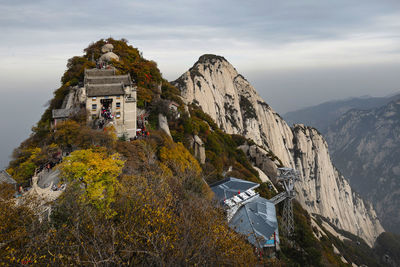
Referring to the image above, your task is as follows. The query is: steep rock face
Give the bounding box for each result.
[238,144,278,181]
[326,99,400,234]
[173,55,294,166]
[173,55,384,246]
[292,125,383,244]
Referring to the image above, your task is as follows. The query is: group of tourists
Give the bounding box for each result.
[135,128,150,139]
[96,61,110,69]
[101,106,113,120]
[51,183,66,191]
[39,158,60,174]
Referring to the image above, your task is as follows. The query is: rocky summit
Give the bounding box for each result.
[173,54,384,246]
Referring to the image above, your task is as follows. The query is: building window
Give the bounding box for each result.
[92,97,96,101]
[104,96,109,99]
[116,112,121,118]
[116,102,121,109]
[92,104,97,110]
[116,96,121,99]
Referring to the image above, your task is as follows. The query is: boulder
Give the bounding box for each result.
[158,114,171,138]
[189,135,206,164]
[101,43,114,53]
[100,51,119,62]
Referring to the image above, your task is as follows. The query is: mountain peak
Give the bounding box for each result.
[196,54,228,65]
[174,56,384,246]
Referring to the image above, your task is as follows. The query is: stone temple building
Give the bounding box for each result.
[52,43,137,139]
[83,67,137,139]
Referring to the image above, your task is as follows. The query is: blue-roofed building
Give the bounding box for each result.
[210,177,280,250]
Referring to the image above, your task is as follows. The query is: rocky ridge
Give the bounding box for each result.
[283,95,397,133]
[172,54,384,246]
[326,98,400,234]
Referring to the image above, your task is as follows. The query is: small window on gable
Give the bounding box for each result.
[92,97,96,101]
[92,104,97,110]
[116,102,121,108]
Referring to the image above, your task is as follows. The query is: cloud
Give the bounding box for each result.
[0,0,400,97]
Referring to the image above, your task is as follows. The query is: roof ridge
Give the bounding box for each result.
[86,74,129,78]
[87,83,123,87]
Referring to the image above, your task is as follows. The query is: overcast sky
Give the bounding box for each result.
[1,0,400,168]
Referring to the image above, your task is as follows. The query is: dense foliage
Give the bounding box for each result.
[1,135,258,266]
[167,104,261,184]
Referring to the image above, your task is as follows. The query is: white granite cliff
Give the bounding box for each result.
[172,54,384,246]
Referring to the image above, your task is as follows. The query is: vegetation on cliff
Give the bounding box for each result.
[1,39,259,266]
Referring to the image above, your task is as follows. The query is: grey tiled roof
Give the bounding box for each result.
[86,83,125,97]
[85,75,132,86]
[52,108,74,119]
[0,170,17,185]
[210,177,259,201]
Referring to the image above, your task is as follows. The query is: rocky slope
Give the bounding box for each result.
[172,54,384,246]
[326,98,400,234]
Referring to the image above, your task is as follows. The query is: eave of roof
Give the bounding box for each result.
[85,74,133,85]
[86,83,125,97]
[0,170,17,184]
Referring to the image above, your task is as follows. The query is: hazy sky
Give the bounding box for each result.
[1,0,400,168]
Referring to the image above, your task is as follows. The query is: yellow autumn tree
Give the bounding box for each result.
[59,149,124,217]
[158,139,211,196]
[159,140,201,176]
[114,174,180,265]
[7,147,45,183]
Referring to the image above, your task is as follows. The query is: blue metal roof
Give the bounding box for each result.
[210,177,279,248]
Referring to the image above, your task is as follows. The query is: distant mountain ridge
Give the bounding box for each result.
[283,94,400,133]
[325,97,400,234]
